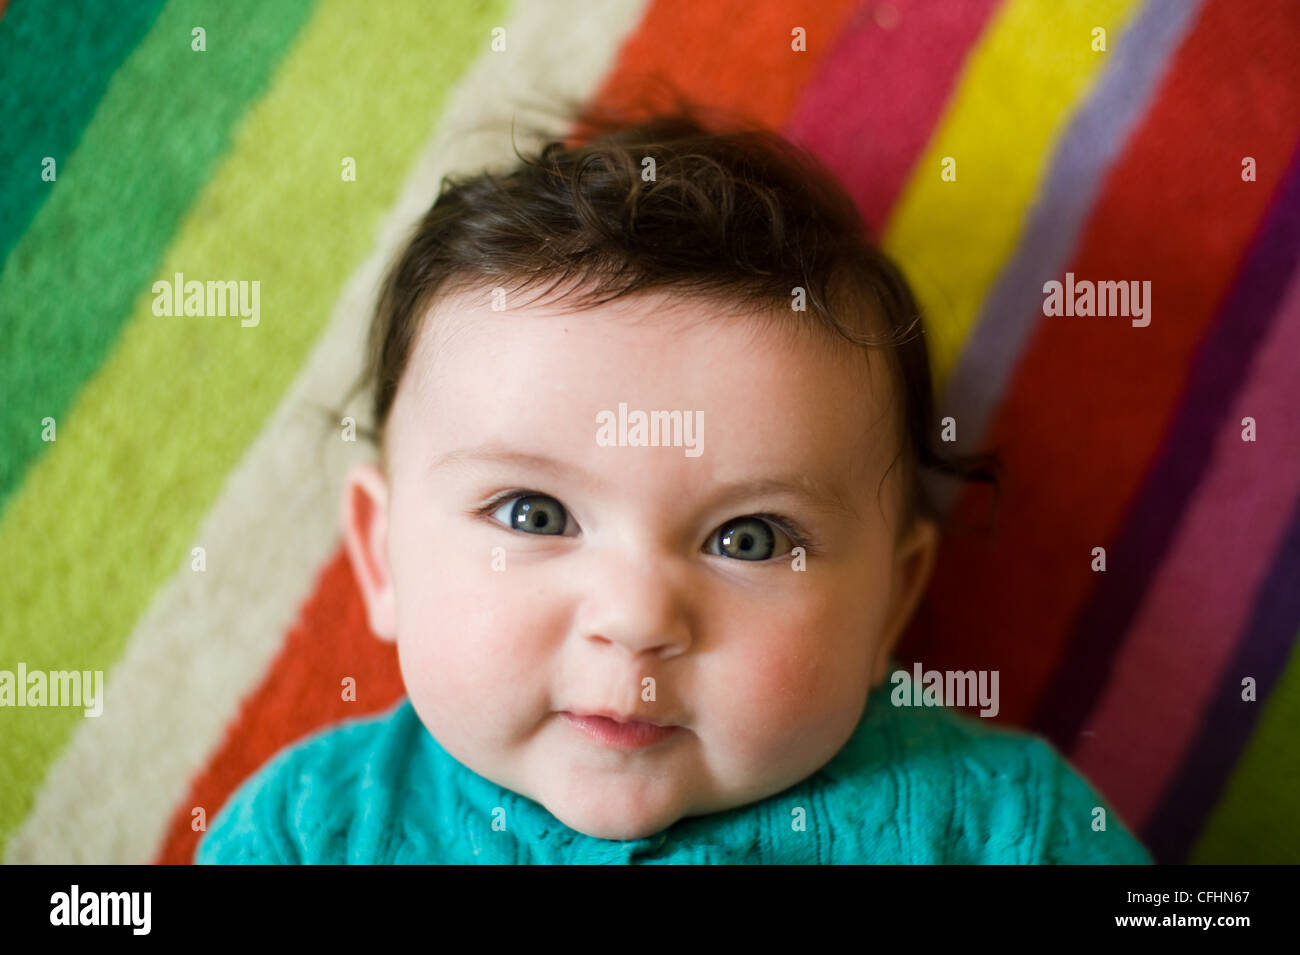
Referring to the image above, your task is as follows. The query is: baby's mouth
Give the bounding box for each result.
[558,710,684,750]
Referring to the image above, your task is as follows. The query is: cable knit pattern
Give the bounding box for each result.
[196,676,1153,865]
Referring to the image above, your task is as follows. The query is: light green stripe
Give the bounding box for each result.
[0,0,511,853]
[1189,627,1300,863]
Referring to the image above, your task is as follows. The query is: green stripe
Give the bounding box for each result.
[0,0,510,858]
[0,0,167,266]
[1189,627,1300,862]
[0,0,316,510]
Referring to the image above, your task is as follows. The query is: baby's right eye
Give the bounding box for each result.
[487,493,575,536]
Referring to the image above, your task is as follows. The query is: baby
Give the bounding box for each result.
[197,105,1152,864]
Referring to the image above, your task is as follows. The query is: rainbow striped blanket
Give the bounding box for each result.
[2,0,1297,864]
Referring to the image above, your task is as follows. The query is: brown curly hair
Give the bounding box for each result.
[346,97,1000,534]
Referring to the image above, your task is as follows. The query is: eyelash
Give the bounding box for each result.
[471,488,820,554]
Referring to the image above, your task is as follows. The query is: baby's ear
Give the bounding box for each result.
[871,517,940,686]
[340,462,398,641]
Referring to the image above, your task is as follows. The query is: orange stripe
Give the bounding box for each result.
[591,0,861,128]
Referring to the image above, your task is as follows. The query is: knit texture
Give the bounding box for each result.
[196,682,1153,865]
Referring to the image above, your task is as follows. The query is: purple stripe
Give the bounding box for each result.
[923,0,1206,513]
[1144,491,1300,862]
[1033,138,1300,751]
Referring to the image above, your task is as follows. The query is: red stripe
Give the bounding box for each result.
[906,0,1300,726]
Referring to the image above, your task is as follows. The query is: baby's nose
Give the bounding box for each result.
[572,551,693,658]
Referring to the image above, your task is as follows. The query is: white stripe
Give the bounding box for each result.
[5,0,650,864]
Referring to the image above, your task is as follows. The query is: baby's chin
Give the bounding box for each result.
[536,771,695,842]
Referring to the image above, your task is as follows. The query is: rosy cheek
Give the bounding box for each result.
[397,572,550,703]
[708,594,874,742]
[701,642,827,758]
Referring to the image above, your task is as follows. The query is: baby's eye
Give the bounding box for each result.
[706,516,796,562]
[488,493,575,536]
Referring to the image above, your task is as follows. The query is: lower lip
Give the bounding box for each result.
[560,712,682,750]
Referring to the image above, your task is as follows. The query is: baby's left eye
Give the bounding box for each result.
[487,493,577,537]
[706,516,796,562]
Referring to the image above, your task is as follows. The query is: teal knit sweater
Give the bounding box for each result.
[196,684,1153,864]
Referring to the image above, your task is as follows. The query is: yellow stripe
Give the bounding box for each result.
[881,0,1144,390]
[0,0,512,848]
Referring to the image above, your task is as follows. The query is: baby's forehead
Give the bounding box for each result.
[416,285,887,384]
[398,288,899,483]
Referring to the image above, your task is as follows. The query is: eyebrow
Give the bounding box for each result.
[429,443,858,519]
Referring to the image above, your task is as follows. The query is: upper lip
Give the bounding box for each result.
[563,708,679,728]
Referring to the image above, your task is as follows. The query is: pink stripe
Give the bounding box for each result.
[1072,266,1300,827]
[784,0,1003,233]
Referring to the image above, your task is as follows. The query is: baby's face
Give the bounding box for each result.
[343,288,937,841]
